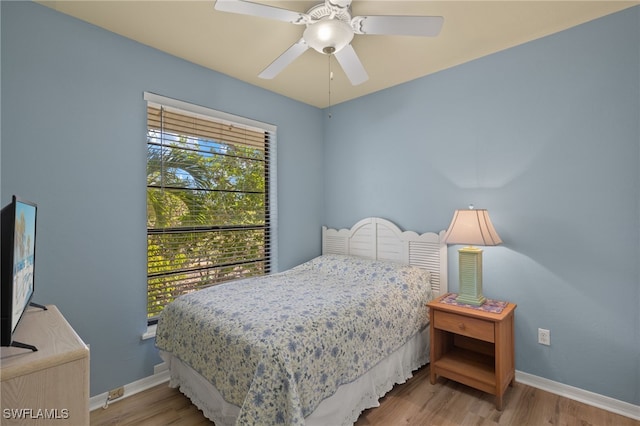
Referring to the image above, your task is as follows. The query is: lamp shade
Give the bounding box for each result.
[443,208,502,246]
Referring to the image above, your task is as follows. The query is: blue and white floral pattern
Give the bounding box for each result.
[155,254,433,425]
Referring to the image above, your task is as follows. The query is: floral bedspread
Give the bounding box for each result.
[155,254,433,425]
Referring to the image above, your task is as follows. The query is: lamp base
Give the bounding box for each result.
[457,246,486,306]
[455,293,486,306]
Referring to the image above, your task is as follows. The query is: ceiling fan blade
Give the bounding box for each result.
[334,44,368,86]
[214,0,307,24]
[259,39,309,79]
[354,15,444,37]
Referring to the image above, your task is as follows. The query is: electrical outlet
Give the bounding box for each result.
[538,328,551,346]
[107,386,124,402]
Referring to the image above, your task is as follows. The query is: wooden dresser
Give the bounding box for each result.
[427,294,516,410]
[0,305,89,425]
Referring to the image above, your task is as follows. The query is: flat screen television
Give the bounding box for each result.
[1,195,44,351]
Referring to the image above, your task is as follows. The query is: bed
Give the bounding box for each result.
[155,217,447,425]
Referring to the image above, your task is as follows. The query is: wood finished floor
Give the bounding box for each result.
[90,366,638,426]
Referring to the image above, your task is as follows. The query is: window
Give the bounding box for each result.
[144,93,276,323]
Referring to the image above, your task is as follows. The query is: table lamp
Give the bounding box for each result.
[443,205,502,306]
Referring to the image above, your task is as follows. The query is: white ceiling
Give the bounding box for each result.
[39,1,638,108]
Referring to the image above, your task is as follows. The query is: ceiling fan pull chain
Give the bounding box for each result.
[328,54,332,118]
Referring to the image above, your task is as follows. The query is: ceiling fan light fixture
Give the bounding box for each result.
[303,18,354,55]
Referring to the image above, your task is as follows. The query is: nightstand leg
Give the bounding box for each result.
[496,393,504,411]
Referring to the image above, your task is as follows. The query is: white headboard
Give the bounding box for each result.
[322,217,448,296]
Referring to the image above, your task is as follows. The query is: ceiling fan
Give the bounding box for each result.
[214,0,444,85]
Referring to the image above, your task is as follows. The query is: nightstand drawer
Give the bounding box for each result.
[433,310,495,343]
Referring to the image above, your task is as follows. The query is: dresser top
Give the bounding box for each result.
[0,305,88,381]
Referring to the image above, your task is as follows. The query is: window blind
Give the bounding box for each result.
[145,95,274,322]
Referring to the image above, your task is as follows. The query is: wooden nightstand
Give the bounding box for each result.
[427,293,516,410]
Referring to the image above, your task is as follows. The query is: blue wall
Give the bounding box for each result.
[2,1,639,407]
[324,7,640,405]
[1,2,323,397]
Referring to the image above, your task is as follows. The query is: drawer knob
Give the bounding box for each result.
[458,323,465,330]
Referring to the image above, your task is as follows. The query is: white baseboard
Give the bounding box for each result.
[89,364,170,412]
[515,371,640,421]
[90,364,639,421]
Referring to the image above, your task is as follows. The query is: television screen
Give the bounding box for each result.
[1,195,38,348]
[11,199,36,330]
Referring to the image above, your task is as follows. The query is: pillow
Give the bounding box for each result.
[291,254,432,295]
